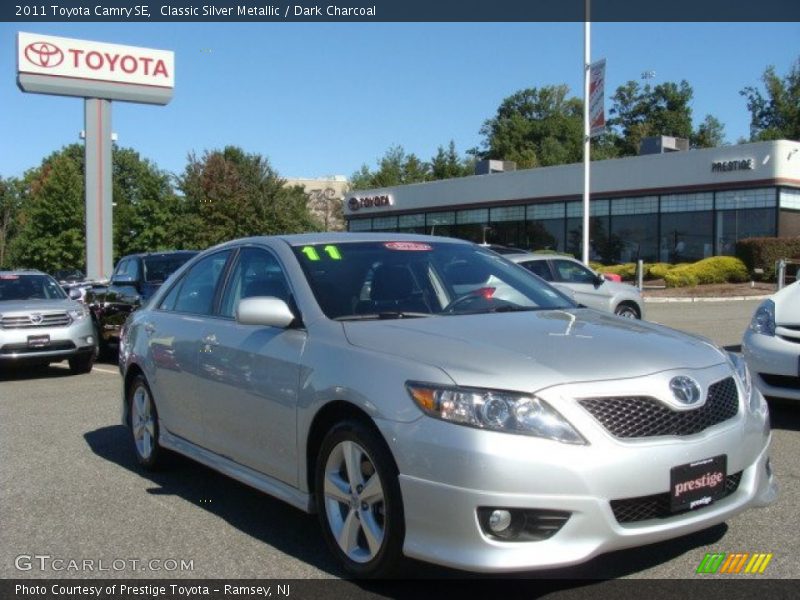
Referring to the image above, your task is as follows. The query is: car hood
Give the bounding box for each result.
[773,281,800,325]
[343,309,725,392]
[0,299,81,314]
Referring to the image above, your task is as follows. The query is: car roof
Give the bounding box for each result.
[121,250,199,259]
[216,232,475,248]
[505,253,577,263]
[0,269,47,276]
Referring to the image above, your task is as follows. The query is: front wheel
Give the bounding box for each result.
[128,375,163,469]
[315,420,405,578]
[614,302,641,319]
[68,352,94,374]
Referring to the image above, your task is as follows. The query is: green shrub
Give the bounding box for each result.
[736,237,800,281]
[664,256,749,287]
[647,262,674,280]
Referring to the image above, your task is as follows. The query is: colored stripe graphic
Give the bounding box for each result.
[696,553,773,574]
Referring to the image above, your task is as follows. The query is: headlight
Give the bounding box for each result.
[749,300,775,336]
[68,306,89,321]
[406,382,586,444]
[727,351,757,412]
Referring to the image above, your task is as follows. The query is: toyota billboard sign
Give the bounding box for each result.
[17,32,174,104]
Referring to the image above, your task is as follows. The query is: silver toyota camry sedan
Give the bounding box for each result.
[118,233,776,577]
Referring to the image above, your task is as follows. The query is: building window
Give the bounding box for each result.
[611,196,658,216]
[371,216,398,231]
[716,208,776,255]
[349,218,372,231]
[566,199,609,218]
[490,206,525,222]
[610,214,659,262]
[660,211,714,262]
[398,213,426,233]
[530,202,566,220]
[780,189,800,210]
[660,192,713,213]
[567,216,612,261]
[426,211,455,237]
[716,188,776,210]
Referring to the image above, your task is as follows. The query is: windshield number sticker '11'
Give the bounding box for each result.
[302,246,342,261]
[384,242,433,251]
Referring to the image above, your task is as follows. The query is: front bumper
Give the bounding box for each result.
[0,318,96,362]
[378,364,776,572]
[743,329,800,401]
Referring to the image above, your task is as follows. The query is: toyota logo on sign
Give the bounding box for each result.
[24,41,64,68]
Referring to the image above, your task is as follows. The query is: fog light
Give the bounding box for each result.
[488,509,512,533]
[86,336,95,345]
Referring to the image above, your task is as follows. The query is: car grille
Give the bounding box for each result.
[0,341,76,354]
[610,472,742,524]
[578,377,739,439]
[778,325,800,344]
[759,373,800,390]
[0,313,72,329]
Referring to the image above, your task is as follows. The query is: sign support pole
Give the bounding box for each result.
[84,98,113,280]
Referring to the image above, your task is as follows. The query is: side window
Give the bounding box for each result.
[114,259,128,278]
[220,248,290,318]
[170,251,231,315]
[126,258,141,280]
[553,260,597,284]
[521,260,553,281]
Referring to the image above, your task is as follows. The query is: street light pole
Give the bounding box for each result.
[582,0,591,265]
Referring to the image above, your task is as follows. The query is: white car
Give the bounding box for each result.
[507,253,644,319]
[743,281,800,401]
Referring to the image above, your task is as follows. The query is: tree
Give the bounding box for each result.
[112,147,185,257]
[0,176,22,268]
[741,57,800,141]
[177,146,319,248]
[350,145,431,190]
[478,85,584,168]
[430,141,475,179]
[8,145,86,272]
[692,115,727,148]
[608,80,695,156]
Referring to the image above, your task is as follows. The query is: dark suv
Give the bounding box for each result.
[87,251,197,355]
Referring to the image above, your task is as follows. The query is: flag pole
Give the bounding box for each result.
[582,0,591,266]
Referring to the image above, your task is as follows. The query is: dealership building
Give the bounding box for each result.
[345,139,800,264]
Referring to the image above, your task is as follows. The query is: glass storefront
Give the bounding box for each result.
[347,186,783,263]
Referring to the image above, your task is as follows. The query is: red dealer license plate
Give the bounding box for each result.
[670,455,727,512]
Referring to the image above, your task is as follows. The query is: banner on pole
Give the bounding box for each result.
[589,58,606,137]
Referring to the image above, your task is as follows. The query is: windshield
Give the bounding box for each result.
[143,254,196,283]
[292,241,575,320]
[0,274,67,301]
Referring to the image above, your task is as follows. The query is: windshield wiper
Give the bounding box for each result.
[335,311,433,321]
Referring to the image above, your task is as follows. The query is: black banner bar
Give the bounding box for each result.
[2,0,800,22]
[3,580,800,600]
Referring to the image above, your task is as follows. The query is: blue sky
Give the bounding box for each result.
[1,22,798,180]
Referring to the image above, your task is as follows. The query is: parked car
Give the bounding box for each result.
[743,280,800,401]
[0,270,96,373]
[507,253,644,319]
[87,251,197,355]
[119,234,775,577]
[479,243,528,255]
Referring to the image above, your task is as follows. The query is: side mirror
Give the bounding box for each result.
[112,274,140,290]
[68,288,82,300]
[594,274,605,287]
[236,297,296,329]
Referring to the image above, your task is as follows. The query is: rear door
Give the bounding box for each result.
[550,258,609,311]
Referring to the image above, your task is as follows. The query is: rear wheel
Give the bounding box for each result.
[128,375,163,469]
[315,419,405,578]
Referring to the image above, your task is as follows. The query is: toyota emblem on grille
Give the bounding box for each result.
[30,313,44,325]
[669,376,702,405]
[24,42,65,68]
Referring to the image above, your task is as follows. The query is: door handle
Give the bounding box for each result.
[144,322,156,335]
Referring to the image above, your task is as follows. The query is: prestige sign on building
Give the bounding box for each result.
[16,32,174,280]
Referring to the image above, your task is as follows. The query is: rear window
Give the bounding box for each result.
[143,254,196,283]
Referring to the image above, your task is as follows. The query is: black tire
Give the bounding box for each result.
[614,302,641,319]
[315,419,405,578]
[68,352,95,374]
[127,374,163,470]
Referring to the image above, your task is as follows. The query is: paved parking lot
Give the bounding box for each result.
[2,299,798,582]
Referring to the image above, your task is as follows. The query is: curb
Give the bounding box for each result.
[644,295,771,304]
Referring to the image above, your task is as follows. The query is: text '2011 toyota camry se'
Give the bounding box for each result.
[118,233,777,577]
